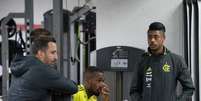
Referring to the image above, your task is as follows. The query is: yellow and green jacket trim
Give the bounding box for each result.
[73,84,97,101]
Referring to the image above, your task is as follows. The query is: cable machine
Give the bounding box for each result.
[0,0,33,100]
[45,0,95,101]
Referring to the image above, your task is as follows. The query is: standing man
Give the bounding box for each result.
[8,35,78,101]
[73,69,110,101]
[130,22,194,101]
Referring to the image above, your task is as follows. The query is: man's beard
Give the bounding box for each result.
[93,91,100,96]
[88,88,100,97]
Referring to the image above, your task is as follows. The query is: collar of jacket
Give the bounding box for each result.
[77,84,97,100]
[145,46,171,56]
[78,84,85,91]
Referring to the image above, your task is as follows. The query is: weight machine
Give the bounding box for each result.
[0,0,33,100]
[0,0,96,101]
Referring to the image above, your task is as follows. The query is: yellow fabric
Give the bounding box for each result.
[73,84,97,101]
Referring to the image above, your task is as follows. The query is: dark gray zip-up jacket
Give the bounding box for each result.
[8,56,78,101]
[130,48,194,101]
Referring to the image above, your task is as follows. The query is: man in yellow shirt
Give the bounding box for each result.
[73,69,110,101]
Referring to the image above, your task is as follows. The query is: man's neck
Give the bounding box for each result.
[86,89,94,98]
[151,46,164,55]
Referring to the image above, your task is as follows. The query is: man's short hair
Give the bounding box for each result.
[30,28,52,42]
[31,36,56,55]
[84,68,104,80]
[148,22,166,33]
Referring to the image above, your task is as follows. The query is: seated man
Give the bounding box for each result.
[73,69,110,101]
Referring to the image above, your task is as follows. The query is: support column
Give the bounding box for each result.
[1,18,9,101]
[53,0,64,73]
[25,0,34,55]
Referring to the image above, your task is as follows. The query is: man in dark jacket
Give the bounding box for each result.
[8,35,78,101]
[130,22,194,101]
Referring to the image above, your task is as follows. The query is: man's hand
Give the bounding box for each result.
[100,82,110,101]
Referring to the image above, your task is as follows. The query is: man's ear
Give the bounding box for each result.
[36,50,44,58]
[86,79,91,84]
[84,79,91,89]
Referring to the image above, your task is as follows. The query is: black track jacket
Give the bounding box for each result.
[130,48,194,101]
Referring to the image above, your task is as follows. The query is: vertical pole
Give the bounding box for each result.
[63,32,70,78]
[116,72,123,101]
[25,0,34,55]
[199,2,201,101]
[79,22,86,84]
[53,0,64,73]
[53,0,71,101]
[1,19,9,101]
[69,22,78,82]
[193,2,199,101]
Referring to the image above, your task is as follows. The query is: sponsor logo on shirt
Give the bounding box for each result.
[162,62,170,72]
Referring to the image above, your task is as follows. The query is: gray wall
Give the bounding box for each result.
[96,0,184,56]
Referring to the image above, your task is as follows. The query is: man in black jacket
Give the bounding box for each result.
[130,22,194,101]
[8,35,78,101]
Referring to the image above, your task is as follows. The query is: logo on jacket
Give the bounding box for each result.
[162,62,170,72]
[145,67,152,88]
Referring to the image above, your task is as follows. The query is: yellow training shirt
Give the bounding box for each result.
[73,84,97,101]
